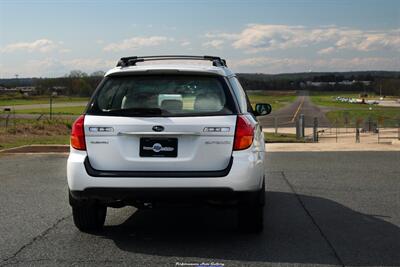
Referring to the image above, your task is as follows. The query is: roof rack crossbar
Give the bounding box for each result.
[116,55,227,67]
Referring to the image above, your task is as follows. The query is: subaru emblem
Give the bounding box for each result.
[152,125,164,132]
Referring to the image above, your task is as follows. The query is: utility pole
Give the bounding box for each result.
[49,87,53,120]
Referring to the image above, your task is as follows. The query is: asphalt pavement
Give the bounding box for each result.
[0,151,399,266]
[259,91,332,128]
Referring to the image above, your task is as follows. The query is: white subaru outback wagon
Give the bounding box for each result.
[67,55,271,233]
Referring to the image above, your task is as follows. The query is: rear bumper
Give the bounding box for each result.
[70,187,236,202]
[67,147,265,192]
[84,156,233,177]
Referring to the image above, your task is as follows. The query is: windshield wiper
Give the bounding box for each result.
[103,107,169,116]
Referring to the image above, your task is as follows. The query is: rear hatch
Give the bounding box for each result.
[84,73,238,172]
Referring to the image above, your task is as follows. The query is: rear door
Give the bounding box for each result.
[84,73,238,172]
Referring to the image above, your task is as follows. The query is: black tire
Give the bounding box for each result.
[72,204,107,232]
[237,181,265,233]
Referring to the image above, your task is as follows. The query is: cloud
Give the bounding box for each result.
[0,39,62,53]
[0,58,115,77]
[63,58,115,70]
[319,57,400,70]
[202,39,224,49]
[180,41,191,47]
[231,24,307,52]
[103,36,173,52]
[335,30,400,51]
[318,47,335,55]
[231,56,400,73]
[204,32,239,40]
[231,57,308,73]
[206,24,400,54]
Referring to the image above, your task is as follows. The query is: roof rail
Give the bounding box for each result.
[116,55,227,68]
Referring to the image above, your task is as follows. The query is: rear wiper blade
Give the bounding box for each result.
[103,107,167,115]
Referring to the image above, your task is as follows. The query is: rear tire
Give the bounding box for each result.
[237,180,265,233]
[72,204,107,232]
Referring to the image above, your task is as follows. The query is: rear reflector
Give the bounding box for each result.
[233,115,255,150]
[71,115,86,150]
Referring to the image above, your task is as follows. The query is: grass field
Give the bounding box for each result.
[0,96,89,107]
[310,91,400,125]
[247,91,297,111]
[0,118,72,149]
[310,91,400,108]
[264,132,303,143]
[326,108,400,127]
[14,106,85,115]
[310,91,362,108]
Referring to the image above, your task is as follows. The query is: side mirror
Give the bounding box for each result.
[254,103,272,116]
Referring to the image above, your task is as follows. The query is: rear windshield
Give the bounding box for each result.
[86,74,236,117]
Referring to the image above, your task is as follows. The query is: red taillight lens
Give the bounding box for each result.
[233,115,255,150]
[71,115,86,150]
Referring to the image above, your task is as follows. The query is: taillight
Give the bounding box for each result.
[71,115,86,150]
[233,115,255,150]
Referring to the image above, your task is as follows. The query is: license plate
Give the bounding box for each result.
[140,138,178,157]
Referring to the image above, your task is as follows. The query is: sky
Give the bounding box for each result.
[0,0,399,78]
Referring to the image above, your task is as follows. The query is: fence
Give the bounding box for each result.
[261,114,400,144]
[377,118,400,144]
[0,107,75,137]
[0,109,17,133]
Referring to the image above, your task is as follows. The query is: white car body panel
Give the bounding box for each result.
[84,115,237,171]
[67,60,266,194]
[68,143,264,192]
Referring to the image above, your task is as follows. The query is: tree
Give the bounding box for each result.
[69,70,88,78]
[71,78,93,96]
[90,70,106,77]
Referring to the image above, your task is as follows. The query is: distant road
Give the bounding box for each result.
[0,101,88,110]
[378,100,400,107]
[259,90,331,128]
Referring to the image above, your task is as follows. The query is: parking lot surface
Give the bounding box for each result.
[0,151,399,266]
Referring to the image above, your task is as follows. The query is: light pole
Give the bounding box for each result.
[49,87,53,120]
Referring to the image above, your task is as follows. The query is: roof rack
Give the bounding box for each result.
[116,55,227,68]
